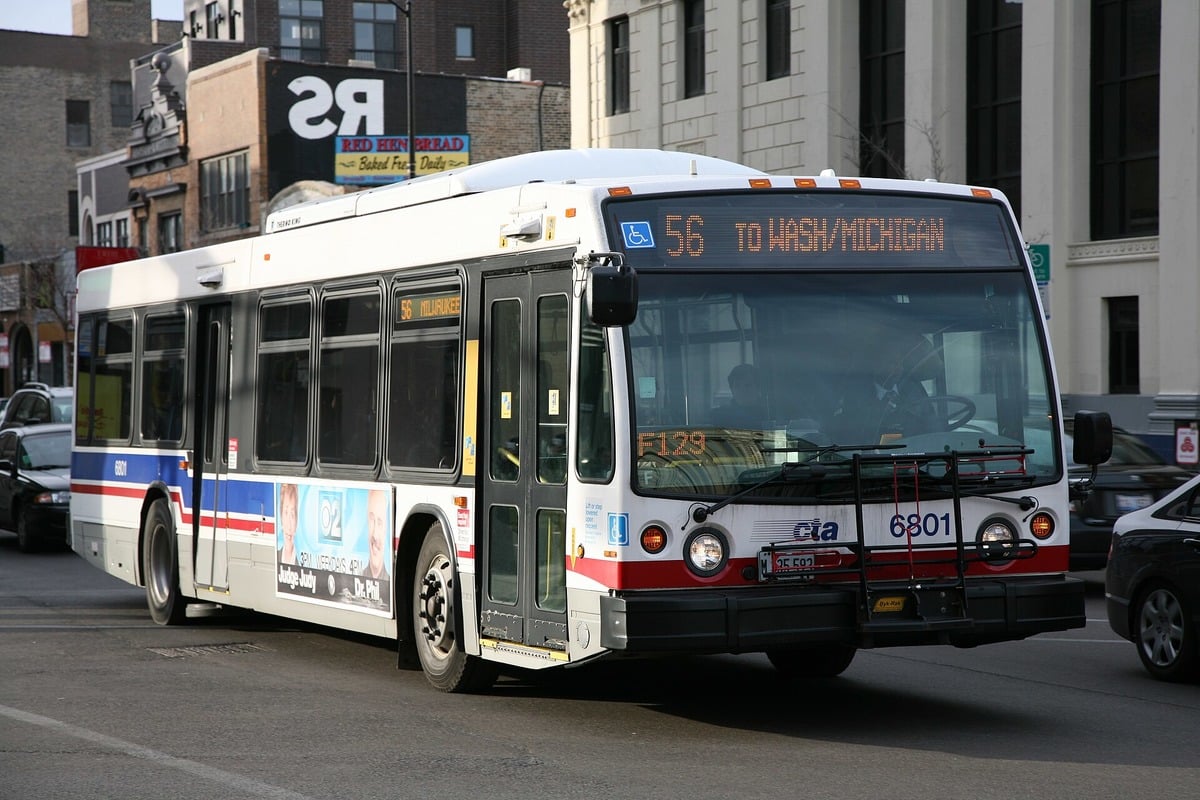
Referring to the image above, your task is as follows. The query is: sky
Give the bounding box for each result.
[0,1,182,34]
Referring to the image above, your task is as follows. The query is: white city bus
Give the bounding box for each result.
[70,148,1111,692]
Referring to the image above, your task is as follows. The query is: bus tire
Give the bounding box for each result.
[142,498,187,626]
[766,645,856,678]
[412,522,498,693]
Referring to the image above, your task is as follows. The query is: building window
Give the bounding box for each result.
[110,81,133,127]
[280,0,324,62]
[66,100,90,147]
[859,0,905,178]
[608,16,630,115]
[354,2,398,68]
[765,0,790,80]
[455,25,474,59]
[1092,0,1160,240]
[230,0,239,39]
[159,212,182,253]
[96,221,114,247]
[116,218,130,247]
[683,0,705,98]
[68,191,79,237]
[205,1,221,37]
[967,0,1022,220]
[201,151,251,232]
[1107,296,1139,393]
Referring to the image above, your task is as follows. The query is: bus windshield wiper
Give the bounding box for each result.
[944,472,1040,510]
[691,442,903,523]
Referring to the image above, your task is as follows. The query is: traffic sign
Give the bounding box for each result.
[1028,243,1050,284]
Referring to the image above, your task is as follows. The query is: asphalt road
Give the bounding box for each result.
[2,537,1197,800]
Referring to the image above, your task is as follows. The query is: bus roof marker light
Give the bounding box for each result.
[971,188,993,198]
[839,179,862,189]
[748,178,772,189]
[795,178,817,188]
[608,187,633,197]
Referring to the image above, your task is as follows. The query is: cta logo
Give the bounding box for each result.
[791,518,839,541]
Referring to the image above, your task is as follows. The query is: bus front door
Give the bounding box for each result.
[192,303,232,592]
[479,269,571,652]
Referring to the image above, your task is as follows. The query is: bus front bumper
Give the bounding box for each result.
[598,576,1086,652]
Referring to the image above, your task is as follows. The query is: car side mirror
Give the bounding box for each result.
[1072,410,1113,467]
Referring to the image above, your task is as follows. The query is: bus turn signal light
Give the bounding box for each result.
[1029,512,1054,540]
[640,525,667,554]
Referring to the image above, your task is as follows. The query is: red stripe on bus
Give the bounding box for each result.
[69,483,274,535]
[567,545,1070,590]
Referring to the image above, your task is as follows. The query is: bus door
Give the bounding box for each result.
[478,270,571,651]
[192,303,232,591]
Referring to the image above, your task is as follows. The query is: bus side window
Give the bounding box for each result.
[576,318,613,482]
[256,298,312,464]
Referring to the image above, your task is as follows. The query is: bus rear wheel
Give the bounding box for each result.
[412,523,498,693]
[766,645,856,678]
[142,498,187,625]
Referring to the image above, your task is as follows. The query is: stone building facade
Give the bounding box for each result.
[566,0,1197,456]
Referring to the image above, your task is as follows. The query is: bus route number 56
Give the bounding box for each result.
[665,214,705,257]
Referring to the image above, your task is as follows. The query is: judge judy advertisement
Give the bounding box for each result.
[276,481,393,616]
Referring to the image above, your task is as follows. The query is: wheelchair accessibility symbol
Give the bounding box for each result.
[607,513,630,546]
[621,221,655,249]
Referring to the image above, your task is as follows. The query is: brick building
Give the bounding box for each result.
[0,0,179,394]
[1,0,570,395]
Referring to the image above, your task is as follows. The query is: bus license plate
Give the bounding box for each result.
[761,548,816,578]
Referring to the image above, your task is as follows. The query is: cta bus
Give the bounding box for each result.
[70,148,1111,692]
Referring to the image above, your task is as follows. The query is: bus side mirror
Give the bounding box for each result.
[586,260,638,327]
[1072,410,1113,467]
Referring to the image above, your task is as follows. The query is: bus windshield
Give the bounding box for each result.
[627,269,1059,500]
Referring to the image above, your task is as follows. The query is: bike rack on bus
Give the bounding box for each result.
[758,446,1038,643]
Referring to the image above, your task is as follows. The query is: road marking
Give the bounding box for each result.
[0,704,318,800]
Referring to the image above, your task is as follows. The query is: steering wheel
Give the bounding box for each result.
[897,394,977,429]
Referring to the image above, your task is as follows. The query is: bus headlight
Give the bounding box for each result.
[684,529,727,577]
[977,519,1016,561]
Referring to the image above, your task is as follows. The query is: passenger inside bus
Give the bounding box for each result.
[711,363,767,429]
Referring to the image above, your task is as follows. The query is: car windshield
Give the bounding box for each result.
[51,397,73,422]
[627,270,1059,501]
[22,431,72,469]
[1067,429,1164,468]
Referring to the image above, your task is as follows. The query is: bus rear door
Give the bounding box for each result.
[478,269,571,652]
[192,303,232,592]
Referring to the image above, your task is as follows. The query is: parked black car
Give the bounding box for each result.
[0,423,72,551]
[1067,423,1193,570]
[1106,472,1200,682]
[0,383,74,431]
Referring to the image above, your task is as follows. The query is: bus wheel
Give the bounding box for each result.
[413,523,498,693]
[766,645,856,678]
[142,498,187,626]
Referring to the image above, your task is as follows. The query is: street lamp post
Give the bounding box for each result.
[385,1,416,181]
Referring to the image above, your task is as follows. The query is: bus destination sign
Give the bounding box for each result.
[395,289,461,327]
[606,192,1019,270]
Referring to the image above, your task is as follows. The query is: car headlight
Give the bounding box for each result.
[977,518,1016,561]
[34,491,70,504]
[684,529,727,577]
